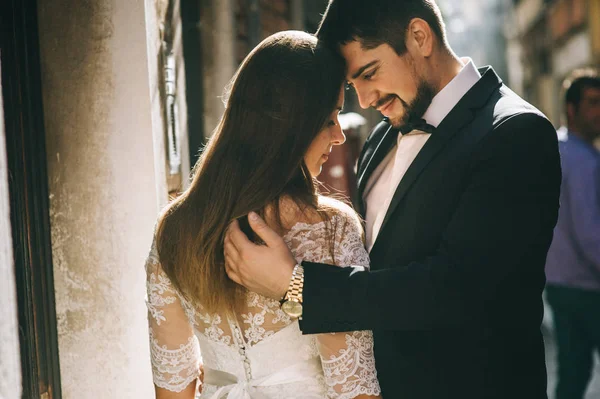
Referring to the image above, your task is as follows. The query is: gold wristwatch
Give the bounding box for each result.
[280,264,304,318]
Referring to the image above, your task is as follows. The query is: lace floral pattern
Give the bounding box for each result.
[149,330,201,392]
[145,245,201,392]
[146,270,177,326]
[197,312,232,346]
[144,200,381,397]
[321,331,380,399]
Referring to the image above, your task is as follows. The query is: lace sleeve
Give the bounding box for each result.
[317,209,381,398]
[317,330,380,399]
[145,239,201,393]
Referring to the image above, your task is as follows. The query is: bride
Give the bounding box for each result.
[145,31,381,399]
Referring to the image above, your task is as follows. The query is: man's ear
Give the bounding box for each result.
[406,18,433,58]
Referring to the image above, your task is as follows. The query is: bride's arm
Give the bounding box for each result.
[145,239,201,398]
[155,384,197,399]
[317,331,382,399]
[315,210,381,399]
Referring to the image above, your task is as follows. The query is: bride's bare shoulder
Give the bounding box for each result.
[266,195,362,233]
[317,195,363,227]
[270,196,322,229]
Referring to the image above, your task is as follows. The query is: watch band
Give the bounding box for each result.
[285,263,304,303]
[280,263,304,318]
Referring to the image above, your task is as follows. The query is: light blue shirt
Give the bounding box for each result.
[546,131,600,290]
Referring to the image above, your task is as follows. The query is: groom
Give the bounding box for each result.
[225,0,561,397]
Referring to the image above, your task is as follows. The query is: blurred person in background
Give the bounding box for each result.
[546,69,600,399]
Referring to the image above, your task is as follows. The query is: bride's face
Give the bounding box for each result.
[304,89,346,177]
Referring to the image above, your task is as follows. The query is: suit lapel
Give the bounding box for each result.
[357,120,398,197]
[373,67,503,247]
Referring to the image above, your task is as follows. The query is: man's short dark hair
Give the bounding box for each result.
[316,0,448,55]
[563,68,600,109]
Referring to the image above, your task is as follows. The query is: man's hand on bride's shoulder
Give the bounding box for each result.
[224,212,295,299]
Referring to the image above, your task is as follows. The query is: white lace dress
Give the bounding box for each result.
[145,208,381,398]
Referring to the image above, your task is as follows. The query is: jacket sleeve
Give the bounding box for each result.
[299,113,561,333]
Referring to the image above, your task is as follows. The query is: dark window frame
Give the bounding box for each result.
[1,0,62,397]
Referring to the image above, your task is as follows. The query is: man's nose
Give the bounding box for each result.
[354,85,376,110]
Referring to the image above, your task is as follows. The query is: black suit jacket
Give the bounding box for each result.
[299,67,561,398]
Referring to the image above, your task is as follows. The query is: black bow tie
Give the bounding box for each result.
[398,118,436,135]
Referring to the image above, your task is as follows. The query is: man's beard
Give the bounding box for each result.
[388,79,436,128]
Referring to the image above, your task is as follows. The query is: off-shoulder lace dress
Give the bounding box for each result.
[145,205,381,398]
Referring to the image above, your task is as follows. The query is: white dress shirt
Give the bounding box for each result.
[364,58,481,251]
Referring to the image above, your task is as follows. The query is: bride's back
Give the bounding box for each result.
[181,196,360,346]
[145,197,378,398]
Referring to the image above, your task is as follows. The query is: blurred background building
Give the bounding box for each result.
[1,0,599,398]
[505,0,600,128]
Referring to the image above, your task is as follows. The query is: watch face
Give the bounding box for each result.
[282,300,303,318]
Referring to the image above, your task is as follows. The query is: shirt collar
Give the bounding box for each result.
[422,57,481,128]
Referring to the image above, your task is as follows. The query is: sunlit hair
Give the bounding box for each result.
[155,31,345,315]
[316,0,448,55]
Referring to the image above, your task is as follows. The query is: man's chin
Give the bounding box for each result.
[386,114,407,128]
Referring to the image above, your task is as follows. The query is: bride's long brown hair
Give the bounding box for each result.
[155,31,345,315]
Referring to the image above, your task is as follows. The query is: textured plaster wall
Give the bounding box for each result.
[37,1,166,397]
[0,61,22,399]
